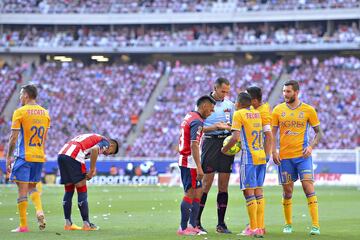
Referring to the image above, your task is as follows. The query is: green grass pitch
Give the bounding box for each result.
[0,185,358,240]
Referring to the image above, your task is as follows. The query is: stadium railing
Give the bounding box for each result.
[0,8,359,25]
[1,42,359,54]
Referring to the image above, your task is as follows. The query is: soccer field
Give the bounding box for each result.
[0,185,358,240]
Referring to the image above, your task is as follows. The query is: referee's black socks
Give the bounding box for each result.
[217,192,228,225]
[196,192,208,226]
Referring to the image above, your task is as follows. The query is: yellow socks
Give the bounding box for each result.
[256,195,265,229]
[307,193,319,228]
[282,197,292,225]
[29,189,43,214]
[17,197,28,227]
[246,195,258,230]
[36,182,43,195]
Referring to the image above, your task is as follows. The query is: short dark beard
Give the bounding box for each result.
[286,96,295,103]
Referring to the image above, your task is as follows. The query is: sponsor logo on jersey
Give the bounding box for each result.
[280,121,305,128]
[284,130,300,136]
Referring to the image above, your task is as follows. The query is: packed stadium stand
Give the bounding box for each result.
[28,61,164,157]
[127,59,284,157]
[0,64,23,113]
[1,22,360,48]
[1,4,360,240]
[0,0,359,159]
[1,55,358,157]
[0,64,24,157]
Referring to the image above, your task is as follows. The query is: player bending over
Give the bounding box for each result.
[57,134,119,231]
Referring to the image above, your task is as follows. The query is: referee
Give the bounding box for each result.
[196,77,235,234]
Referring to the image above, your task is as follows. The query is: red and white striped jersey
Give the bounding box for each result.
[178,111,204,168]
[58,133,110,163]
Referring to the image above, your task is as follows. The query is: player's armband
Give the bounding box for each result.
[263,124,271,132]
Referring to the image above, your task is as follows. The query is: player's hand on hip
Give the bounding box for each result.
[272,151,281,165]
[196,167,204,181]
[303,146,312,158]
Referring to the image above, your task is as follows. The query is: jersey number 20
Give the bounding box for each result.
[251,130,264,150]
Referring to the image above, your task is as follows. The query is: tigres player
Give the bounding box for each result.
[222,92,267,237]
[245,86,273,235]
[272,80,322,235]
[6,84,51,233]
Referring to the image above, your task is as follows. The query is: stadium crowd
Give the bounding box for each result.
[0,64,24,157]
[28,61,163,158]
[1,0,358,13]
[0,56,358,158]
[127,59,284,157]
[0,64,23,112]
[1,22,360,48]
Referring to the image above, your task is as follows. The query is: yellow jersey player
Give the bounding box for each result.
[272,80,322,235]
[246,86,273,157]
[245,86,273,236]
[6,84,51,233]
[222,92,266,237]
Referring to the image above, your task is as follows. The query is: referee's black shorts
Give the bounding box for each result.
[201,135,235,174]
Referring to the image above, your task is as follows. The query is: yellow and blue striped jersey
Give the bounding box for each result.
[272,102,320,159]
[11,104,51,162]
[231,108,266,165]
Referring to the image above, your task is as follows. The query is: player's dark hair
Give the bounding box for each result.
[110,139,119,155]
[196,95,216,107]
[214,77,230,87]
[237,92,252,107]
[246,86,262,101]
[284,80,300,91]
[21,84,37,99]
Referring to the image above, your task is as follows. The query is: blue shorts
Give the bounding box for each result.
[278,157,313,184]
[240,164,266,190]
[180,166,202,192]
[10,158,43,183]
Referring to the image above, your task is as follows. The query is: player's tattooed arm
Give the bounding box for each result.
[303,125,323,158]
[6,130,19,173]
[310,125,323,149]
[271,127,281,165]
